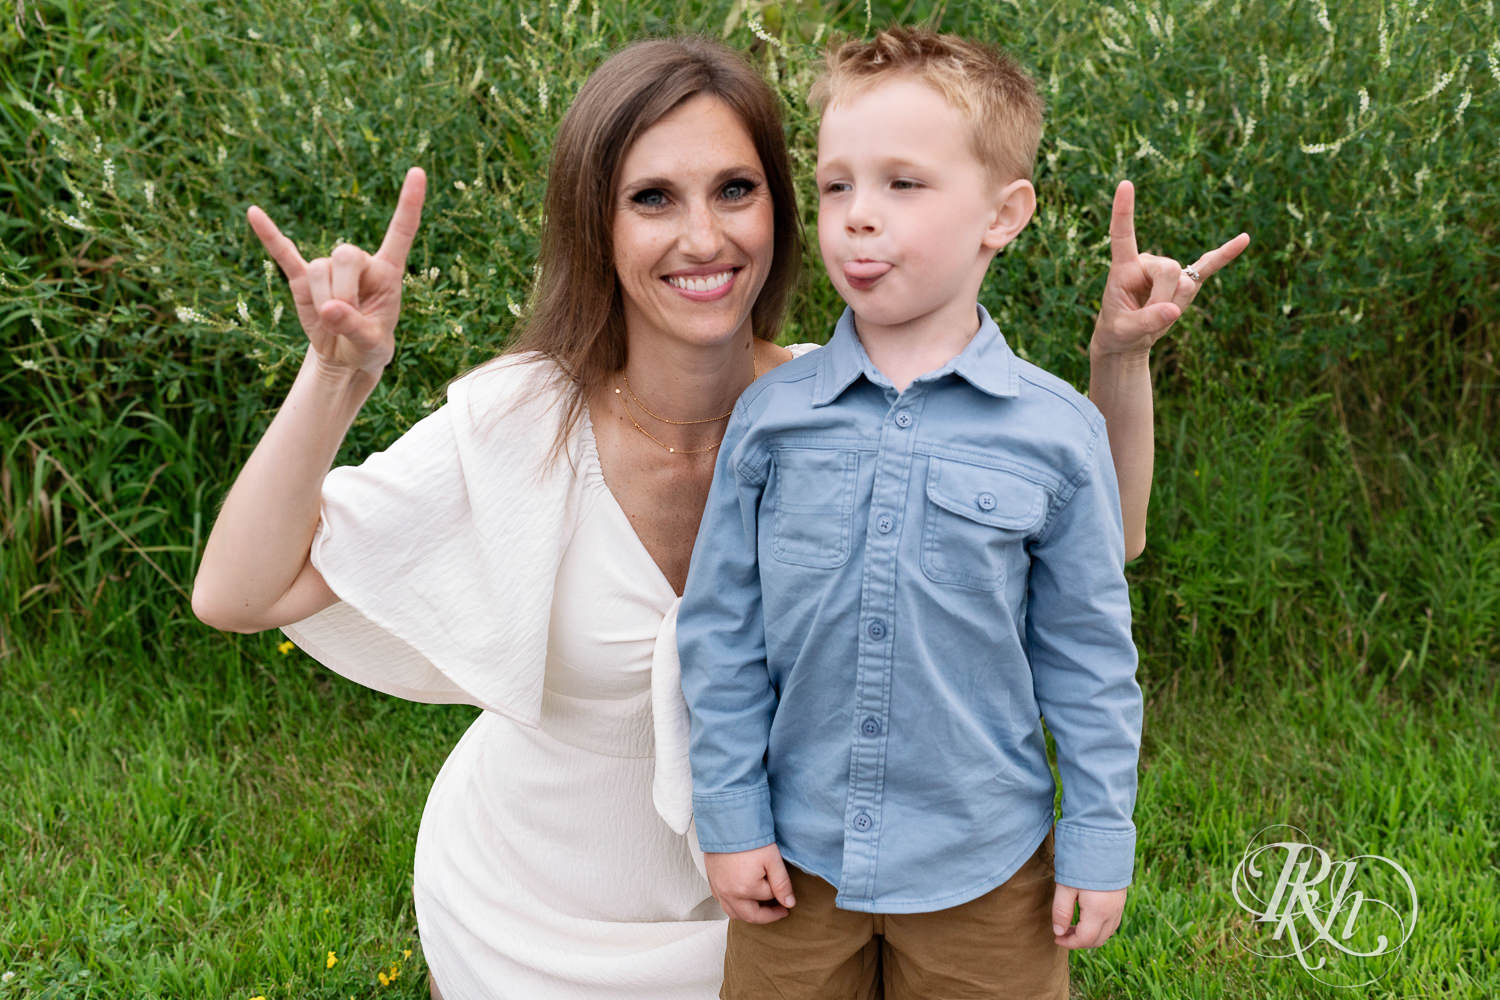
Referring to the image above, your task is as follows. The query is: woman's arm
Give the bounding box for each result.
[191,169,427,632]
[1086,180,1249,559]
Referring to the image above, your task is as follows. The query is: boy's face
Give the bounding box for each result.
[815,76,1027,338]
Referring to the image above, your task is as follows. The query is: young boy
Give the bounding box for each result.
[678,27,1141,999]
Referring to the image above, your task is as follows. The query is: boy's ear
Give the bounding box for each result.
[981,179,1037,253]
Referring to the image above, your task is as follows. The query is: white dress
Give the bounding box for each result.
[281,350,811,999]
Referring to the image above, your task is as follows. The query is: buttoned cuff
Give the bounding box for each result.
[692,785,776,853]
[1053,821,1136,891]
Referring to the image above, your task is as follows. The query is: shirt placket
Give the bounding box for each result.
[839,385,926,904]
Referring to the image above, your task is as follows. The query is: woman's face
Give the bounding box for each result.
[613,94,775,354]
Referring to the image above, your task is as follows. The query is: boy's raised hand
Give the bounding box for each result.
[1092,179,1250,355]
[704,844,797,924]
[1052,884,1126,950]
[247,167,427,377]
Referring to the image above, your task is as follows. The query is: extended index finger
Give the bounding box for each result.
[1190,231,1252,281]
[376,167,428,266]
[247,205,308,279]
[1108,179,1139,266]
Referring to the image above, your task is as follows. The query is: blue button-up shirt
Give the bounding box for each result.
[678,306,1141,913]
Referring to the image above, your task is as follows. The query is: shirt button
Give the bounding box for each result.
[861,716,881,737]
[853,812,873,832]
[977,492,997,511]
[866,619,887,641]
[876,514,894,533]
[894,411,913,428]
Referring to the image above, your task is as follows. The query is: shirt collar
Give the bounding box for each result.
[811,303,1020,406]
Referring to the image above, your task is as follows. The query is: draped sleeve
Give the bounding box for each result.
[281,354,586,729]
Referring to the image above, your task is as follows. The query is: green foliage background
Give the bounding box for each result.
[1,0,1496,997]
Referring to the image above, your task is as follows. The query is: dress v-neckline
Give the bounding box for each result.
[580,408,684,603]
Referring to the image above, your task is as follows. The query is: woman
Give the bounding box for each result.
[192,36,1244,1000]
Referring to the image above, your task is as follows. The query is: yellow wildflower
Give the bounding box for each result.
[277,640,295,655]
[402,950,411,959]
[378,972,389,986]
[250,996,267,1000]
[326,951,338,970]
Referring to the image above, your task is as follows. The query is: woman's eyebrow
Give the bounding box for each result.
[621,166,765,192]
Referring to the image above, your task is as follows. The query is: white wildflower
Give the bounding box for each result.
[427,267,440,282]
[1456,88,1472,122]
[1286,200,1304,222]
[31,315,42,332]
[1133,136,1164,162]
[470,61,485,91]
[453,179,467,191]
[1414,165,1429,193]
[1258,54,1270,104]
[263,259,275,282]
[1145,9,1163,40]
[144,181,155,207]
[349,18,363,39]
[507,297,523,317]
[248,28,262,40]
[216,145,227,165]
[423,48,435,75]
[415,130,430,156]
[1241,116,1257,145]
[2,970,14,982]
[539,78,549,114]
[746,11,782,49]
[175,306,208,324]
[1420,69,1454,102]
[1489,42,1500,86]
[272,302,284,326]
[1315,1,1332,33]
[102,158,115,194]
[1378,12,1391,70]
[237,300,250,323]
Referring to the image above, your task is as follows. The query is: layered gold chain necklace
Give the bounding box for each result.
[615,360,759,455]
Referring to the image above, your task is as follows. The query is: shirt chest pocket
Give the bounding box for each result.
[768,448,858,569]
[921,458,1048,590]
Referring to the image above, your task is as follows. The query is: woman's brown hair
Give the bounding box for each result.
[502,36,802,455]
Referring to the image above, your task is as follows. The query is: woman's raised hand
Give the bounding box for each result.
[1091,179,1250,355]
[247,167,427,376]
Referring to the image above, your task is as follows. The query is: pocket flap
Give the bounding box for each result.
[926,458,1047,530]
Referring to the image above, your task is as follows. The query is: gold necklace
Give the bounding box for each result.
[619,393,724,454]
[620,373,734,425]
[615,354,762,455]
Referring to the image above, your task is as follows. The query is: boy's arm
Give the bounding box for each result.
[677,405,779,856]
[1026,416,1143,896]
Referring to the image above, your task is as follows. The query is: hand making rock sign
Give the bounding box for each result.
[1092,179,1252,353]
[247,166,428,376]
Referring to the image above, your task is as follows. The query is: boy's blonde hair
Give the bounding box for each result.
[808,27,1045,184]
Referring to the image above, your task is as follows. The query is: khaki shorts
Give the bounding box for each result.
[721,829,1067,1000]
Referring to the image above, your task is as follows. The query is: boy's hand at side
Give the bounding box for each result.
[1052,884,1126,949]
[704,844,797,924]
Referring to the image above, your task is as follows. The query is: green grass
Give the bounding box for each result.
[0,606,473,999]
[2,596,1493,997]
